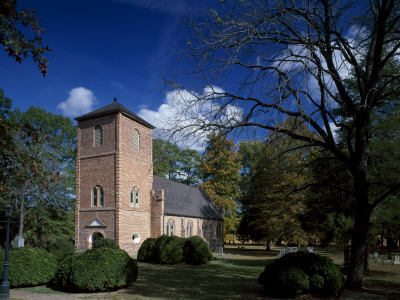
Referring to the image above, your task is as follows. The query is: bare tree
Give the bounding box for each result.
[164,0,400,289]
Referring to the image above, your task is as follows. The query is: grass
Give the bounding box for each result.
[13,245,400,299]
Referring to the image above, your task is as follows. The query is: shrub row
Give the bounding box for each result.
[0,237,137,292]
[0,248,58,287]
[137,235,213,265]
[258,252,344,298]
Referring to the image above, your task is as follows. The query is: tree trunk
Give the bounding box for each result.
[18,184,27,238]
[345,207,371,289]
[345,111,372,289]
[345,162,372,289]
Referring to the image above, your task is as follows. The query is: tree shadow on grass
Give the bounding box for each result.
[124,260,268,299]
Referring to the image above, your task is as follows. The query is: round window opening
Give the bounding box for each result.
[132,232,140,244]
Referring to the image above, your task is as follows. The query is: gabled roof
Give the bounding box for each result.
[153,175,224,220]
[75,101,155,129]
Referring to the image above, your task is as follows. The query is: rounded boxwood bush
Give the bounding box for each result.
[137,237,156,263]
[183,236,213,265]
[153,235,185,264]
[0,248,57,287]
[258,252,344,298]
[92,238,120,249]
[278,268,310,297]
[47,237,75,262]
[54,247,137,292]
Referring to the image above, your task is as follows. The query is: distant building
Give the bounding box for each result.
[74,101,223,254]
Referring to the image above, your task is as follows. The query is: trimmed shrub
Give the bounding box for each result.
[47,237,75,262]
[258,252,344,298]
[310,274,324,292]
[278,268,310,297]
[183,236,213,265]
[54,247,137,292]
[153,235,185,264]
[92,238,120,249]
[0,248,57,287]
[137,237,156,263]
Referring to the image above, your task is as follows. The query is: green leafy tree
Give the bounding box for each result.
[153,138,201,185]
[0,0,50,75]
[0,90,38,201]
[239,122,312,248]
[199,133,241,242]
[8,107,76,246]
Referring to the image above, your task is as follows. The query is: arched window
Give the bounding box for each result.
[92,185,104,207]
[130,188,134,206]
[130,187,139,207]
[136,189,140,207]
[99,186,104,207]
[171,219,175,236]
[94,125,103,147]
[187,221,193,237]
[202,222,207,238]
[133,129,139,150]
[92,187,97,206]
[166,220,170,236]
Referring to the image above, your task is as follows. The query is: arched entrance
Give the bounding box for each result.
[88,232,104,248]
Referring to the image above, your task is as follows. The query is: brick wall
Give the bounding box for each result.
[75,108,223,255]
[164,215,223,252]
[76,112,154,255]
[76,114,118,252]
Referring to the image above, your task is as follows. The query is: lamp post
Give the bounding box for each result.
[0,204,13,300]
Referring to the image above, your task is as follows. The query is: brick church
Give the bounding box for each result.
[74,101,224,254]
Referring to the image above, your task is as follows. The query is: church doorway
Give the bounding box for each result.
[88,232,104,248]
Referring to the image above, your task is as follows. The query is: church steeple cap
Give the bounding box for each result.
[75,101,155,129]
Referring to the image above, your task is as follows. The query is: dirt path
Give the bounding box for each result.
[10,288,125,300]
[10,288,395,300]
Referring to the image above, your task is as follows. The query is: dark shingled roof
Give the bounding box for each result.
[153,175,223,220]
[75,101,155,129]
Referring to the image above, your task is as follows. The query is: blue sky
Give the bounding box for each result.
[0,0,214,122]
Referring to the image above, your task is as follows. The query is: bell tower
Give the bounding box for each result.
[75,101,154,254]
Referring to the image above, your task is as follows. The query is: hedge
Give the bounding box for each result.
[138,235,213,265]
[0,248,57,287]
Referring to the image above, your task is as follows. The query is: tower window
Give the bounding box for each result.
[130,188,134,206]
[94,125,103,147]
[92,185,104,207]
[133,129,139,150]
[136,189,140,207]
[130,186,140,207]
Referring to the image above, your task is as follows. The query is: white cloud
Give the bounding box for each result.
[111,81,124,89]
[57,87,97,117]
[138,86,243,151]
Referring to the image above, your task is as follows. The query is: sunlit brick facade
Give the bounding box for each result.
[75,102,223,255]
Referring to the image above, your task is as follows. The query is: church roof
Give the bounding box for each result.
[75,101,155,129]
[153,175,224,220]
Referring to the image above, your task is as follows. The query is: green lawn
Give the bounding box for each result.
[14,245,400,299]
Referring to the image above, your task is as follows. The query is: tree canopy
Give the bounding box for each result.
[153,138,201,185]
[165,0,400,288]
[0,0,50,75]
[199,133,241,242]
